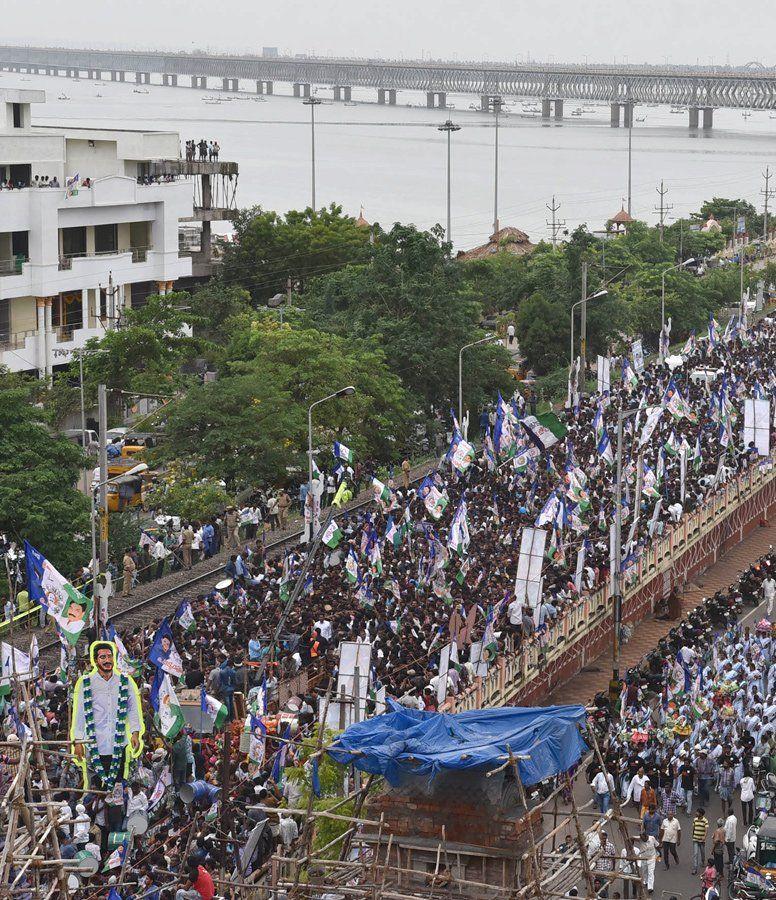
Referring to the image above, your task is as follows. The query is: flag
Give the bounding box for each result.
[681,330,696,357]
[106,623,139,677]
[345,547,359,584]
[367,534,383,575]
[103,840,128,872]
[385,515,401,549]
[536,492,561,528]
[663,431,679,457]
[65,171,80,198]
[621,357,638,392]
[155,673,184,740]
[175,599,196,633]
[597,427,613,466]
[455,557,471,585]
[311,756,322,798]
[24,541,93,646]
[202,693,229,729]
[708,313,719,349]
[449,433,476,474]
[371,477,392,504]
[248,714,267,765]
[482,607,498,662]
[0,643,33,696]
[333,441,354,464]
[148,766,171,810]
[148,619,184,678]
[279,553,292,602]
[271,723,292,784]
[448,497,471,556]
[663,378,695,420]
[638,406,664,447]
[321,520,342,549]
[692,435,702,472]
[659,316,672,359]
[521,414,561,451]
[418,476,448,520]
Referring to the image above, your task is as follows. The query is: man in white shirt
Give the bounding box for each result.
[626,767,649,807]
[590,767,615,814]
[313,616,333,642]
[724,812,737,866]
[660,813,681,869]
[638,833,660,892]
[764,574,776,616]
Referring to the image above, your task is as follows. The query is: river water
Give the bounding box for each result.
[11,70,776,249]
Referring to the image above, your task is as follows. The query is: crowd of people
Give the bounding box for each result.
[1,311,774,896]
[583,551,776,898]
[184,139,220,162]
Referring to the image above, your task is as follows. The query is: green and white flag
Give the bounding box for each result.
[372,477,392,504]
[322,520,342,549]
[0,643,33,697]
[203,693,229,729]
[455,557,471,586]
[664,431,679,457]
[345,547,359,584]
[156,673,184,740]
[24,541,93,647]
[385,516,401,549]
[448,498,470,557]
[333,441,354,464]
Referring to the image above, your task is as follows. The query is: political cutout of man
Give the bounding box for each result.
[71,641,144,789]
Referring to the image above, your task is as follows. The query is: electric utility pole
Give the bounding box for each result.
[762,166,774,241]
[546,195,565,248]
[654,180,673,243]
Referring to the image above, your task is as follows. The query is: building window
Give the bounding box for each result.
[94,223,118,255]
[12,103,22,128]
[62,226,87,258]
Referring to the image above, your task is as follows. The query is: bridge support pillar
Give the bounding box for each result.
[542,98,552,118]
[702,107,714,130]
[426,91,435,108]
[610,102,621,127]
[135,72,150,84]
[388,89,396,104]
[344,86,351,101]
[622,102,633,128]
[554,99,564,119]
[222,78,238,92]
[378,88,387,104]
[294,82,311,98]
[162,74,177,86]
[256,80,273,94]
[426,91,446,108]
[192,76,207,89]
[689,107,699,129]
[333,86,350,101]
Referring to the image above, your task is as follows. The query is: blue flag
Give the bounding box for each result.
[311,756,322,798]
[200,682,208,713]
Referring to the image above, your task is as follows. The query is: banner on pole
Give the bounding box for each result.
[514,527,547,608]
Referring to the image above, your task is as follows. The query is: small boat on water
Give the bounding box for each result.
[57,94,70,101]
[635,115,646,123]
[742,110,752,119]
[344,100,357,106]
[133,88,149,94]
[670,106,684,114]
[571,108,583,117]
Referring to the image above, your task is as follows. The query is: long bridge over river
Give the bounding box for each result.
[3,45,776,129]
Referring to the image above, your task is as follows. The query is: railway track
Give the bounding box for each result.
[30,458,437,665]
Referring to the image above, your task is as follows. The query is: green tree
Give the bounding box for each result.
[159,317,413,488]
[220,204,371,304]
[300,223,513,411]
[144,466,231,520]
[0,377,90,573]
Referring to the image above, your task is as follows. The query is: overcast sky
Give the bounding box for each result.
[4,0,776,66]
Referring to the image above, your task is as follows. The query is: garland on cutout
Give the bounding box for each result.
[82,673,130,790]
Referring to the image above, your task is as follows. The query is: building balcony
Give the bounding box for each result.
[58,246,152,271]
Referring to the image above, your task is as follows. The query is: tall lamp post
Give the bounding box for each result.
[437,119,461,244]
[660,258,695,358]
[458,336,498,433]
[302,96,322,210]
[612,406,641,683]
[90,462,148,624]
[569,286,608,393]
[307,386,356,533]
[489,96,503,234]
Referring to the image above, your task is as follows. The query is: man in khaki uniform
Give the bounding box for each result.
[180,523,194,569]
[277,490,292,530]
[225,506,239,549]
[122,550,136,597]
[401,459,411,490]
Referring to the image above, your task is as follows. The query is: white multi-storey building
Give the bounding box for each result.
[0,88,192,377]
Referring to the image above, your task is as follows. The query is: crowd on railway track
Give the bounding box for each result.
[1,311,775,897]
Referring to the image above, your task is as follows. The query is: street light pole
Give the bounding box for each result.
[569,285,608,395]
[660,258,695,359]
[437,119,461,244]
[490,96,502,234]
[302,96,322,211]
[458,336,497,433]
[307,386,356,536]
[612,406,640,681]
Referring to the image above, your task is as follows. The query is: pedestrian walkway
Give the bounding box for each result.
[549,521,776,705]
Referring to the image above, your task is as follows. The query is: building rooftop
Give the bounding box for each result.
[458,226,535,260]
[609,206,635,224]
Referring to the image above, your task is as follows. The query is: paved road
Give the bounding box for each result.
[559,567,773,899]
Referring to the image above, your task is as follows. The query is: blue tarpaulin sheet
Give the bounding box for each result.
[327,702,588,786]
